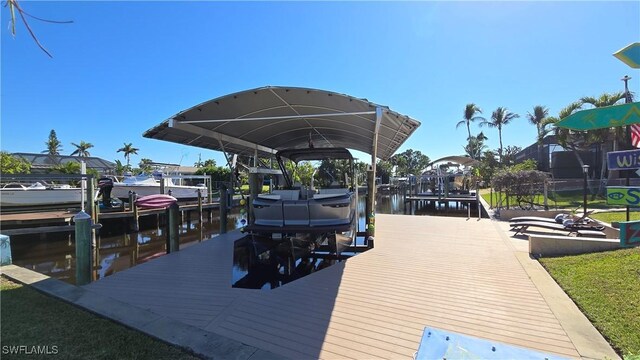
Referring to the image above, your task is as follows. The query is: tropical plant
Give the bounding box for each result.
[195,165,232,183]
[5,0,72,58]
[580,92,627,196]
[113,159,129,176]
[117,143,139,166]
[0,151,31,174]
[526,105,550,169]
[463,132,488,160]
[456,103,485,141]
[390,149,430,176]
[49,161,81,174]
[138,158,154,174]
[491,168,548,210]
[502,145,522,167]
[480,107,519,165]
[376,159,394,184]
[475,150,500,184]
[70,141,93,157]
[43,129,62,155]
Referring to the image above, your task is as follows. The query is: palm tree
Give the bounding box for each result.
[70,141,93,157]
[463,132,488,160]
[526,105,550,169]
[580,92,627,196]
[548,101,588,172]
[117,143,139,166]
[456,103,485,141]
[43,129,62,155]
[113,159,127,176]
[581,92,627,149]
[138,158,153,174]
[480,107,519,164]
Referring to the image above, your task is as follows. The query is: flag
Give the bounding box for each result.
[632,124,640,148]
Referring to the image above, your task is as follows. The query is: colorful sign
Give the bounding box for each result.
[606,186,640,205]
[613,42,640,69]
[618,220,640,247]
[555,102,640,131]
[607,149,640,170]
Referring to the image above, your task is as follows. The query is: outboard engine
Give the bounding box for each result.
[97,177,114,208]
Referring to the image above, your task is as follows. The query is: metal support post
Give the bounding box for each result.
[220,184,228,234]
[197,189,203,224]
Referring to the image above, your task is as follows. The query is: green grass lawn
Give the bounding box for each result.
[591,211,640,224]
[0,277,201,359]
[539,248,640,358]
[481,190,614,210]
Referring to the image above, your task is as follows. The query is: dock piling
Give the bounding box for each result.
[166,202,180,253]
[131,192,139,232]
[74,211,92,285]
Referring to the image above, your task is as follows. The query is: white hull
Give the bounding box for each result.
[0,188,83,207]
[111,184,205,201]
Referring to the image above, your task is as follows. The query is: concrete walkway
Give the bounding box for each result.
[2,214,619,359]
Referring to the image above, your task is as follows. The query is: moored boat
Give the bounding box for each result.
[248,147,358,254]
[0,182,83,207]
[108,175,206,201]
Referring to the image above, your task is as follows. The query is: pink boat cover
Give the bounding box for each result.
[135,194,178,209]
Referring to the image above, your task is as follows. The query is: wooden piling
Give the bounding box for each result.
[74,211,92,286]
[166,202,180,253]
[160,178,165,194]
[131,193,139,232]
[365,169,375,237]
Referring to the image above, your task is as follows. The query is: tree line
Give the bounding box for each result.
[457,88,632,187]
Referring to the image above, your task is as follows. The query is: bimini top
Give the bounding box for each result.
[143,86,421,161]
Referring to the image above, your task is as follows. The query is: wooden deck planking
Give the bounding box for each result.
[86,215,581,359]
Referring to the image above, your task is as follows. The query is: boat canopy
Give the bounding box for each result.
[143,86,421,161]
[422,156,479,175]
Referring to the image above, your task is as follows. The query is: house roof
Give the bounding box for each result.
[11,153,115,171]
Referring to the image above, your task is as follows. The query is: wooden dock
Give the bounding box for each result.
[85,215,585,359]
[0,202,221,236]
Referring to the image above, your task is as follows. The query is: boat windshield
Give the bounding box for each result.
[276,148,354,190]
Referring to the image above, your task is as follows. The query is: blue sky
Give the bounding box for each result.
[2,1,639,168]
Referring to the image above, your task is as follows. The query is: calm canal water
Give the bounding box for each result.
[9,194,479,285]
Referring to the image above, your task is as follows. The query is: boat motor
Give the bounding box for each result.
[97,177,114,208]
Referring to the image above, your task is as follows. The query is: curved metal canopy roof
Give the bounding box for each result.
[426,156,479,168]
[143,86,421,161]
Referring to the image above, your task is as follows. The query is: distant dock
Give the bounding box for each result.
[0,202,224,236]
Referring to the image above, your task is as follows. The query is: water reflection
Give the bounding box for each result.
[10,209,242,284]
[232,234,343,290]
